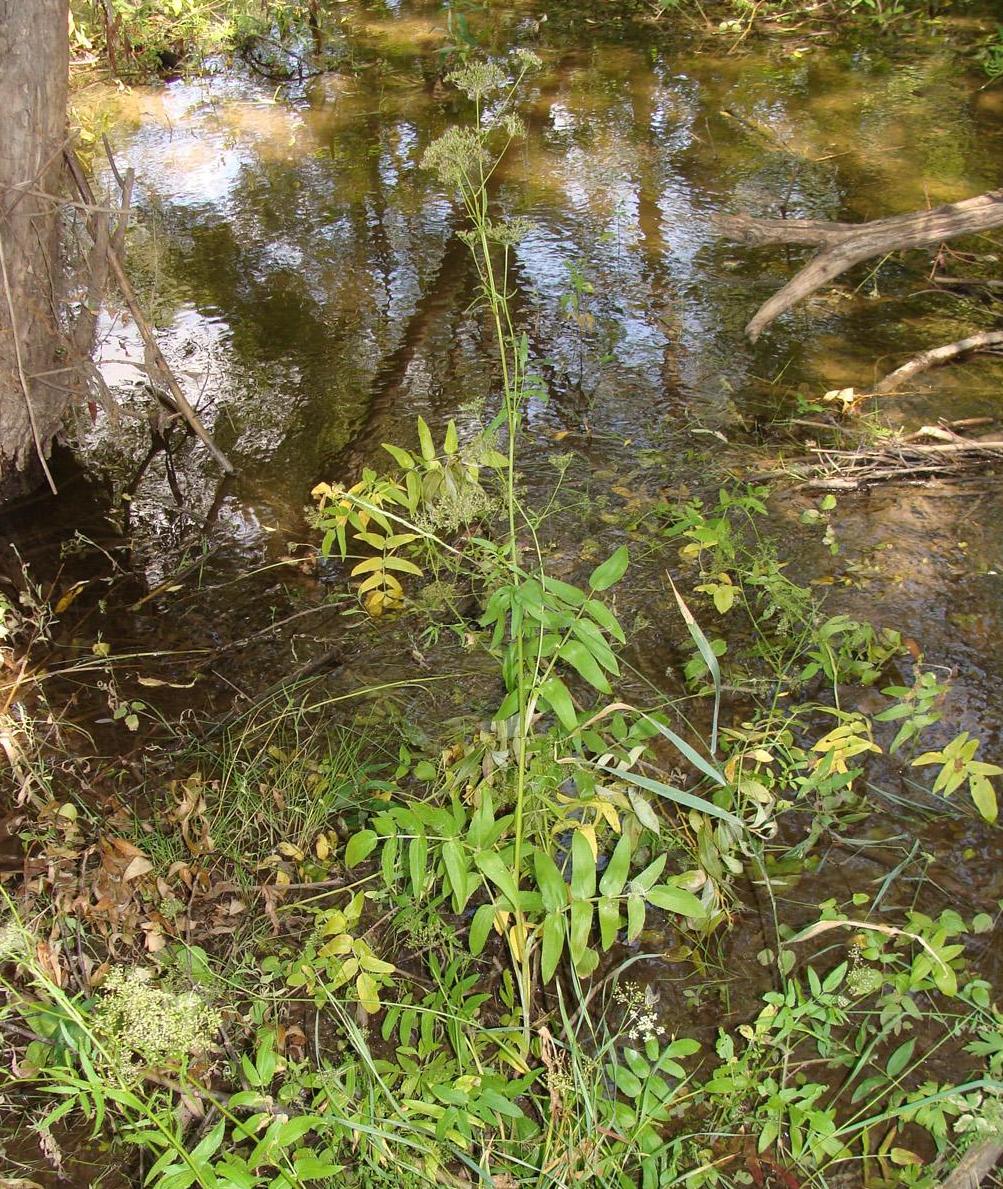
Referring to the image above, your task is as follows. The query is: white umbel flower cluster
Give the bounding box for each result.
[96,967,221,1069]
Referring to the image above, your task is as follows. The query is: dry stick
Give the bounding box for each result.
[714,189,1003,340]
[936,1142,1003,1189]
[932,275,1003,292]
[63,149,235,475]
[874,329,1003,393]
[0,233,58,494]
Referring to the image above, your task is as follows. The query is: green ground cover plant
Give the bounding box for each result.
[0,48,1001,1189]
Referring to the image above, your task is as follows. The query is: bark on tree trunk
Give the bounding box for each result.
[0,0,69,499]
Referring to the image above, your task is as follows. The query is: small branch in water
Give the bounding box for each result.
[754,422,1003,490]
[715,190,1003,340]
[874,329,1003,393]
[931,275,1003,293]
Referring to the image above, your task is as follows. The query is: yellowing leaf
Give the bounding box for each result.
[55,581,87,614]
[356,971,381,1013]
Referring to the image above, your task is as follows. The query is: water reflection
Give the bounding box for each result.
[46,1,1002,711]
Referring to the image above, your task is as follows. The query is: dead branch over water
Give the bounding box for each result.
[875,329,1003,393]
[715,190,1003,340]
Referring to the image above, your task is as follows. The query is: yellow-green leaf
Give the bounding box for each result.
[356,971,380,1013]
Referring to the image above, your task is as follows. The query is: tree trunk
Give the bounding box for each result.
[0,0,69,498]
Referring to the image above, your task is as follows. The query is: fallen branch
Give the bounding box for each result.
[715,189,1003,340]
[931,275,1003,293]
[63,149,235,476]
[874,329,1003,392]
[936,1142,1003,1189]
[757,424,1003,490]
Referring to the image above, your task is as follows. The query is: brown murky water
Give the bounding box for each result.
[1,1,1002,1179]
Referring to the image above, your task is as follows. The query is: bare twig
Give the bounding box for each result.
[874,329,1003,393]
[931,275,1003,293]
[936,1142,1003,1189]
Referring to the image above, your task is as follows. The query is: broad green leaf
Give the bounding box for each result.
[559,639,611,693]
[293,1154,344,1180]
[626,893,645,942]
[345,830,378,868]
[645,884,704,918]
[417,416,436,462]
[886,1038,915,1079]
[356,971,380,1013]
[589,545,629,591]
[474,850,521,908]
[627,789,660,834]
[442,840,471,912]
[381,833,398,885]
[350,555,387,576]
[571,618,619,673]
[538,676,578,732]
[585,597,626,643]
[611,1064,643,1098]
[542,575,586,607]
[534,849,568,913]
[409,833,428,899]
[275,1116,319,1147]
[469,903,496,955]
[569,899,593,966]
[359,953,395,975]
[598,895,620,950]
[444,420,459,455]
[381,555,424,576]
[599,833,632,897]
[631,854,666,893]
[970,773,998,823]
[191,1119,226,1162]
[540,911,565,983]
[571,829,596,899]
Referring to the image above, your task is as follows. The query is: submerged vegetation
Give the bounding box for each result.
[2,1,1003,1188]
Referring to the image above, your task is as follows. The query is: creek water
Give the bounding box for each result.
[1,1,1002,1178]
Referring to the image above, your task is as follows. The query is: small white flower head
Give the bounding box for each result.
[512,48,543,71]
[499,113,527,140]
[847,965,883,998]
[96,966,222,1071]
[483,217,533,247]
[447,62,509,101]
[421,127,487,189]
[0,920,31,964]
